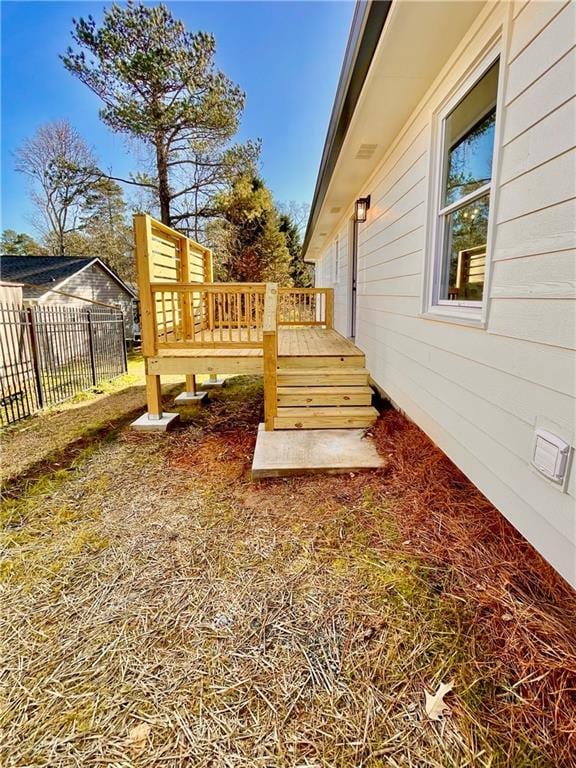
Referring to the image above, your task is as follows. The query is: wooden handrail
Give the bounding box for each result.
[150,281,266,292]
[263,283,278,431]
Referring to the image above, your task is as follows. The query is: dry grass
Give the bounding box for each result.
[0,355,207,488]
[0,356,148,485]
[1,376,574,767]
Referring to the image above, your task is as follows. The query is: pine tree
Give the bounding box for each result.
[0,230,44,255]
[62,1,258,230]
[82,179,134,282]
[209,175,292,285]
[278,214,313,287]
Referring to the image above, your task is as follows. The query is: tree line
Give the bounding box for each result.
[6,1,312,287]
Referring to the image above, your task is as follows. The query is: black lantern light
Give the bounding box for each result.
[354,195,371,223]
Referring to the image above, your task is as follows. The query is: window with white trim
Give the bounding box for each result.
[432,58,499,310]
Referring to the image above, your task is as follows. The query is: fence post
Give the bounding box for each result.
[27,306,44,409]
[87,311,97,386]
[120,311,128,373]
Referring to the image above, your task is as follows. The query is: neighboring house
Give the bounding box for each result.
[0,280,23,307]
[304,1,576,585]
[0,255,138,339]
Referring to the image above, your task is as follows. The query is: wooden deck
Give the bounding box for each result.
[154,328,362,359]
[278,328,363,358]
[134,214,378,431]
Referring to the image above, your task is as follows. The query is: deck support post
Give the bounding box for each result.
[175,374,207,403]
[131,372,179,430]
[202,372,225,389]
[146,373,163,418]
[263,283,279,432]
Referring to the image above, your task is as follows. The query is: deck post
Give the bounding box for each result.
[202,371,225,388]
[146,373,163,418]
[131,214,179,430]
[175,373,207,403]
[134,214,157,358]
[174,373,207,404]
[263,283,278,431]
[325,289,334,329]
[180,237,193,341]
[131,371,179,430]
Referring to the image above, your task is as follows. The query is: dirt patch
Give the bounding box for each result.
[170,431,256,482]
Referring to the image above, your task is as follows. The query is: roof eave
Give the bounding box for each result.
[302,0,392,259]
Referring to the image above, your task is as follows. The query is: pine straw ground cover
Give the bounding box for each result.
[1,376,575,767]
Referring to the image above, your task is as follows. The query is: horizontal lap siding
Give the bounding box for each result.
[334,231,351,338]
[314,0,576,585]
[41,264,135,338]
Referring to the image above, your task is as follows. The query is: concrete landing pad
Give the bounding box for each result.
[130,412,180,432]
[251,424,384,479]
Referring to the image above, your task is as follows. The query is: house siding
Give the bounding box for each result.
[314,0,576,585]
[40,262,135,339]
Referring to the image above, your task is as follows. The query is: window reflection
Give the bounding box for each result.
[445,109,495,206]
[442,195,489,301]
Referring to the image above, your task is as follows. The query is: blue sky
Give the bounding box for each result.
[1,0,354,234]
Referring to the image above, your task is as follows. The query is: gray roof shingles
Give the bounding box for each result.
[0,255,94,298]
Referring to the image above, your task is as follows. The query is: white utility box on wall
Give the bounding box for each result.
[532,429,571,486]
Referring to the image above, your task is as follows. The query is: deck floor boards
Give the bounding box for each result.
[278,328,363,357]
[156,328,364,359]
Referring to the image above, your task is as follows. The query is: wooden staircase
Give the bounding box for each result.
[274,340,378,430]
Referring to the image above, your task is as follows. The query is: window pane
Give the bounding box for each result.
[441,194,489,302]
[444,61,499,206]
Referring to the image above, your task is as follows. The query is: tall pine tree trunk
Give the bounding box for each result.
[155,138,171,225]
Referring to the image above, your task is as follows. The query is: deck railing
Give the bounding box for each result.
[278,288,333,328]
[150,282,267,349]
[150,284,334,351]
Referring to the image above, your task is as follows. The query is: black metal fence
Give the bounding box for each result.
[0,304,127,426]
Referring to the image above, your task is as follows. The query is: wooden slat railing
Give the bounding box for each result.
[150,282,267,349]
[135,213,214,358]
[278,288,333,328]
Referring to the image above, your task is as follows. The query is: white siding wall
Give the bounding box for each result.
[315,0,576,585]
[320,225,354,338]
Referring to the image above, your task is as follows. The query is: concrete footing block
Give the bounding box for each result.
[201,378,226,389]
[175,391,207,404]
[130,412,180,432]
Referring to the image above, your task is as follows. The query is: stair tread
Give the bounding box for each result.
[277,386,373,394]
[277,406,378,416]
[277,355,365,369]
[277,367,370,375]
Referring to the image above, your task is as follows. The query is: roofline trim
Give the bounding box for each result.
[302,0,392,257]
[36,257,138,300]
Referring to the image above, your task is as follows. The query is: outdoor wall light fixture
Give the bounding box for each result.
[354,195,371,223]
